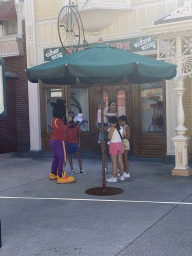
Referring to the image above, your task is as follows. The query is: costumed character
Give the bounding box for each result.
[49,99,75,184]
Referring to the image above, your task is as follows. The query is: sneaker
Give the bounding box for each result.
[118,172,130,178]
[70,170,75,175]
[119,176,125,181]
[80,170,86,175]
[123,172,130,178]
[106,177,117,182]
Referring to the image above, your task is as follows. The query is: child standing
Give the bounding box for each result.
[118,115,130,178]
[106,117,124,182]
[67,111,86,175]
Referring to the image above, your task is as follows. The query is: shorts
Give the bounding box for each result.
[67,143,79,154]
[98,123,109,142]
[109,142,124,155]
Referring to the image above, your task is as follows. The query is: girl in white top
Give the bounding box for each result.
[106,117,125,182]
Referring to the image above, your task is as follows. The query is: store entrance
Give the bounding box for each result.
[40,82,96,153]
[131,81,167,158]
[40,81,166,158]
[40,82,69,153]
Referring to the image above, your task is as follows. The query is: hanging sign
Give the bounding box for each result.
[44,35,156,62]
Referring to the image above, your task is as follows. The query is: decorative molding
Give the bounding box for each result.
[175,142,185,152]
[78,0,132,11]
[142,20,192,36]
[159,38,176,59]
[172,136,192,175]
[181,55,192,76]
[157,35,192,78]
[167,0,176,13]
[170,0,192,17]
[27,26,33,40]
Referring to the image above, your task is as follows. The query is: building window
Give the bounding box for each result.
[71,88,89,131]
[141,82,164,133]
[117,89,126,116]
[46,89,62,133]
[0,59,7,118]
[103,90,109,112]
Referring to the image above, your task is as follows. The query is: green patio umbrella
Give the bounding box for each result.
[26,43,176,195]
[27,43,176,84]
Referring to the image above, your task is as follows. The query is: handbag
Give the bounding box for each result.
[122,139,130,150]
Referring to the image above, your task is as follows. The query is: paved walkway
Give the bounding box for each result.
[0,152,192,256]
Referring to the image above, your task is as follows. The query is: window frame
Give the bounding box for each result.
[136,81,166,137]
[0,59,7,118]
[117,88,126,117]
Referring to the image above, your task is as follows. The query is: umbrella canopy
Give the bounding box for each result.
[26,43,176,85]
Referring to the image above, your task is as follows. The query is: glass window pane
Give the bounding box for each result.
[141,82,164,133]
[46,89,62,133]
[71,88,89,131]
[117,89,126,116]
[103,91,108,112]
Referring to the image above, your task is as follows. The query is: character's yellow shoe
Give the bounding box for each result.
[49,173,59,180]
[57,172,75,184]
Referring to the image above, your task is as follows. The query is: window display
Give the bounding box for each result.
[71,88,89,131]
[141,82,164,133]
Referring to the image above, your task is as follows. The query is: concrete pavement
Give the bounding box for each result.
[0,152,192,256]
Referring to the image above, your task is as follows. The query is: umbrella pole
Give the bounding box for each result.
[100,83,106,188]
[85,80,123,196]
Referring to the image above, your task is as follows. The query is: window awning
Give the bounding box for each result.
[0,2,17,22]
[5,71,19,78]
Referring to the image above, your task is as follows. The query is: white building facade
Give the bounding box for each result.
[24,0,192,172]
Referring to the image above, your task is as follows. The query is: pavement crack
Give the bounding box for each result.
[0,177,47,193]
[115,192,192,256]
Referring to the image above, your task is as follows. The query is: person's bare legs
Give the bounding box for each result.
[118,153,124,176]
[75,152,82,171]
[110,154,118,178]
[123,150,129,174]
[68,154,73,171]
